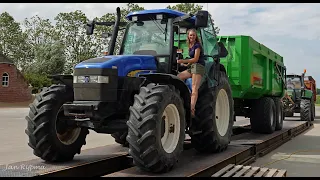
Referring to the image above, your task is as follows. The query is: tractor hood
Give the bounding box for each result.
[74,55,158,77]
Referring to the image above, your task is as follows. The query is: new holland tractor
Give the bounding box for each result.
[25,7,234,173]
[283,69,315,121]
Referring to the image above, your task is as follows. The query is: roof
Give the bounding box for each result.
[0,53,14,65]
[126,9,196,22]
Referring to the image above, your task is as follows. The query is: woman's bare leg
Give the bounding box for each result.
[191,73,202,116]
[177,70,192,80]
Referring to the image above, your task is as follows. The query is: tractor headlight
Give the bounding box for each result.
[73,76,109,84]
[132,16,138,21]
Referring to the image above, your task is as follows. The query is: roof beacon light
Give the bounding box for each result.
[132,16,138,21]
[156,14,163,20]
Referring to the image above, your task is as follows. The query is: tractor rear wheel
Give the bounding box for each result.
[25,84,89,162]
[126,83,185,173]
[301,99,312,122]
[250,97,276,134]
[311,97,315,122]
[191,71,234,153]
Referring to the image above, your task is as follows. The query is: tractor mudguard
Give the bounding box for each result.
[48,74,74,89]
[139,73,191,122]
[301,89,313,99]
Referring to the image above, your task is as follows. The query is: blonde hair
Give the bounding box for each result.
[186,28,202,48]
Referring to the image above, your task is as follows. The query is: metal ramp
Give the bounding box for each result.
[212,164,287,177]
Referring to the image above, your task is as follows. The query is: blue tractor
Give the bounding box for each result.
[25,7,234,173]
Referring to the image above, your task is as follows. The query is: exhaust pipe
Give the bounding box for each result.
[108,7,121,55]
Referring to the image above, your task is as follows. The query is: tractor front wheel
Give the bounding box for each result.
[25,84,89,162]
[126,83,185,173]
[301,98,312,122]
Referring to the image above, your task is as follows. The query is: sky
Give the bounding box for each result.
[1,3,320,83]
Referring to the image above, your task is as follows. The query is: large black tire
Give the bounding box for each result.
[311,97,315,122]
[300,98,312,122]
[272,97,284,131]
[111,132,128,147]
[25,84,89,162]
[250,97,276,134]
[191,71,234,153]
[126,83,185,173]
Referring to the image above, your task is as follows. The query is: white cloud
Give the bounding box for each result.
[1,3,320,82]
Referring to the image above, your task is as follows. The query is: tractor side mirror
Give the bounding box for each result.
[217,42,228,58]
[195,10,209,28]
[86,20,95,35]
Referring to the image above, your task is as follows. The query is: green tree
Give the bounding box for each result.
[54,10,98,73]
[167,3,220,35]
[94,3,145,55]
[23,15,66,75]
[0,12,29,69]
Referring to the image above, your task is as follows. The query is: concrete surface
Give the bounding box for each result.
[0,107,250,166]
[0,108,115,165]
[251,107,320,177]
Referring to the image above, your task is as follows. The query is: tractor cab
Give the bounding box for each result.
[85,8,227,83]
[286,74,303,102]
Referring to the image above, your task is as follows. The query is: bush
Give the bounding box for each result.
[24,73,53,94]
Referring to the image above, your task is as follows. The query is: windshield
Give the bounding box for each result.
[286,77,302,90]
[121,18,172,55]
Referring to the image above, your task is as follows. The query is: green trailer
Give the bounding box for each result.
[217,35,286,133]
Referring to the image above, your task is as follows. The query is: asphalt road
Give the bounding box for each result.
[250,106,320,177]
[0,107,250,165]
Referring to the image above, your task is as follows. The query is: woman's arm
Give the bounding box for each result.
[177,48,201,64]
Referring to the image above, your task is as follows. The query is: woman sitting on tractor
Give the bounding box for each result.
[177,28,205,116]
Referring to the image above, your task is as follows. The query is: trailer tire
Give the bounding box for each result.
[250,97,276,134]
[300,99,312,122]
[25,84,89,162]
[191,71,234,153]
[111,132,129,147]
[126,83,185,173]
[272,97,284,131]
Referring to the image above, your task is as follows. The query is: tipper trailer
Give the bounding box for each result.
[217,35,286,134]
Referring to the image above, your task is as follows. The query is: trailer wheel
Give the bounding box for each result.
[126,83,185,173]
[300,99,312,122]
[111,132,128,147]
[250,97,276,134]
[25,84,89,162]
[191,71,234,153]
[272,97,284,131]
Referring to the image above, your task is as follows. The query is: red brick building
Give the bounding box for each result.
[0,53,32,103]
